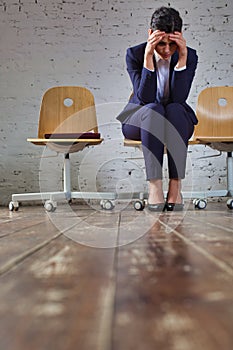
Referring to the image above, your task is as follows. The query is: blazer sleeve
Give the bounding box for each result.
[170,49,198,103]
[126,47,157,104]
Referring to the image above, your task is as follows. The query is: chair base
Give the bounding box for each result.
[9,152,116,212]
[9,191,116,212]
[189,151,233,209]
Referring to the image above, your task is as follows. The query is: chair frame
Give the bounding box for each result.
[9,86,116,211]
[189,86,233,208]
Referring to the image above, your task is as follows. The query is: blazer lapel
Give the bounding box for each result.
[153,54,158,99]
[169,51,179,91]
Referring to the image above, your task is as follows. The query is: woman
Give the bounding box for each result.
[117,7,198,211]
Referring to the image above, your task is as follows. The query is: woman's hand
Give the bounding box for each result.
[144,30,165,70]
[169,31,187,68]
[145,30,166,56]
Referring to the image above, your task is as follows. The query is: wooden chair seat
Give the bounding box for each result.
[27,138,103,152]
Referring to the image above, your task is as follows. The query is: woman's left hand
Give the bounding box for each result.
[169,31,187,68]
[169,31,187,58]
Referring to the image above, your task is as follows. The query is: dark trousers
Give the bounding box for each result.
[121,102,194,180]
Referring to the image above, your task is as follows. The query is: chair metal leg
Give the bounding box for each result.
[64,153,71,200]
[227,152,233,196]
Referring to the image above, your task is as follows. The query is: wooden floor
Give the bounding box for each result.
[0,200,233,350]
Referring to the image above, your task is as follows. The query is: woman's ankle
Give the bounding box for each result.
[148,179,164,204]
[167,179,182,203]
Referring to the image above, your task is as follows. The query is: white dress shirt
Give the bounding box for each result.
[145,51,187,103]
[154,51,170,103]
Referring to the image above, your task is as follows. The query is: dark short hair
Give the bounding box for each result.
[150,6,183,33]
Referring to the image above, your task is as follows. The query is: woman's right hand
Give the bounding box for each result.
[145,29,166,57]
[144,30,165,70]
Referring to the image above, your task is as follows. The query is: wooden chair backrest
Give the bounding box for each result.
[38,86,98,138]
[193,86,233,139]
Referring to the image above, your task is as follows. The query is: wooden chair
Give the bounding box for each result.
[9,86,116,211]
[124,86,233,210]
[191,86,233,209]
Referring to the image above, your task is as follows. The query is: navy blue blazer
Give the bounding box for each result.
[117,42,198,125]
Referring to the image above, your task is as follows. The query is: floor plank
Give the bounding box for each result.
[0,201,232,350]
[0,234,117,350]
[0,205,98,274]
[113,203,233,350]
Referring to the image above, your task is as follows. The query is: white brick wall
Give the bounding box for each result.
[0,0,232,205]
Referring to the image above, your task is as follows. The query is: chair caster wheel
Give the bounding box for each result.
[134,200,145,211]
[9,201,19,211]
[101,200,114,210]
[44,200,57,212]
[193,198,207,209]
[227,199,233,210]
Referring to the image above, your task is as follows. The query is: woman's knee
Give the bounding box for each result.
[165,103,194,140]
[165,103,185,116]
[146,102,165,116]
[165,102,190,128]
[140,103,165,127]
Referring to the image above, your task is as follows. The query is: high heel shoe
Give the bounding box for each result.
[166,202,184,211]
[165,193,184,211]
[148,203,166,212]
